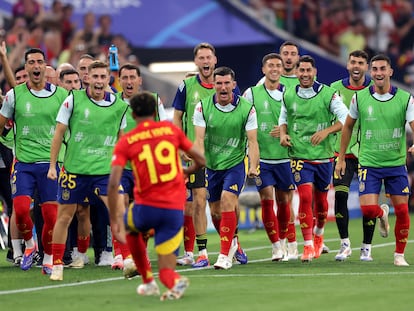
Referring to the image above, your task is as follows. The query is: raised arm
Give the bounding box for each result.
[0,41,16,88]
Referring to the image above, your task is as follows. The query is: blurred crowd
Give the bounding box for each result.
[0,0,139,93]
[2,0,414,90]
[244,0,414,88]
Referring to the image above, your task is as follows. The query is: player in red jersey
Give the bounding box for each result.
[108,91,205,301]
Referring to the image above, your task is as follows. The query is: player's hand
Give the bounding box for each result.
[269,125,280,138]
[334,158,346,180]
[47,166,57,180]
[247,166,259,178]
[311,130,328,146]
[181,152,192,162]
[0,41,6,58]
[280,134,292,147]
[408,144,414,155]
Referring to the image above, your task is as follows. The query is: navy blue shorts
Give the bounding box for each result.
[57,171,123,204]
[11,162,58,202]
[255,161,296,191]
[120,169,134,197]
[291,160,333,192]
[358,165,410,196]
[124,204,183,255]
[206,161,246,202]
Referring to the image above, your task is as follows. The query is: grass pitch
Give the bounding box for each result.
[1,215,413,311]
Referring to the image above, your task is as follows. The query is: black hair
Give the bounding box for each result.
[279,41,299,54]
[24,48,45,62]
[14,65,26,75]
[297,55,316,68]
[130,91,156,117]
[119,63,141,77]
[370,54,391,66]
[262,53,283,66]
[59,69,80,81]
[193,42,215,57]
[349,50,369,61]
[213,66,235,80]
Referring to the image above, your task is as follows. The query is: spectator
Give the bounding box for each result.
[394,0,414,54]
[27,23,45,50]
[12,0,40,26]
[318,5,349,56]
[43,30,62,67]
[293,0,320,44]
[95,15,113,51]
[338,19,367,62]
[6,16,28,48]
[72,12,99,56]
[110,34,133,66]
[60,4,75,50]
[45,65,58,85]
[362,0,395,55]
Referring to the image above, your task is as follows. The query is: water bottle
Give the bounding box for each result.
[108,44,119,71]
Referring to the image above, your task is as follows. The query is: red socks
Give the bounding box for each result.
[52,243,66,265]
[13,196,33,241]
[277,201,290,240]
[77,236,90,253]
[212,216,221,234]
[183,215,195,253]
[394,203,410,254]
[159,268,180,289]
[313,190,328,229]
[297,184,313,241]
[287,222,296,242]
[220,211,237,255]
[261,199,279,243]
[41,203,58,255]
[126,233,152,283]
[113,237,131,258]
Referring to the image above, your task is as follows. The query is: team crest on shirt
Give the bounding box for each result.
[193,91,199,102]
[22,102,34,117]
[365,106,376,121]
[359,182,365,193]
[62,189,70,201]
[255,176,262,187]
[263,100,269,111]
[292,102,297,113]
[80,108,92,124]
[294,172,301,183]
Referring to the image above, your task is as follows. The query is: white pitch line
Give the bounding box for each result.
[188,271,414,277]
[0,277,124,296]
[1,239,413,296]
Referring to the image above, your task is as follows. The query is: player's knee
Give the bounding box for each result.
[360,205,380,219]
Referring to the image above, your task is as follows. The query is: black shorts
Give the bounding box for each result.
[333,157,358,187]
[186,167,206,189]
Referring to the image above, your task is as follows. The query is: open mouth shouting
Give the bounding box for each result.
[124,84,135,97]
[32,70,42,81]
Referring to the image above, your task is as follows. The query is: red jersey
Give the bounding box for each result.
[112,120,193,210]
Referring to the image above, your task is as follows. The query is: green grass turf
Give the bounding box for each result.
[1,215,414,311]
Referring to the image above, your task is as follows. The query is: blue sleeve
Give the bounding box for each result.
[233,85,241,96]
[172,82,187,111]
